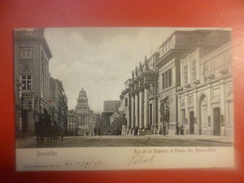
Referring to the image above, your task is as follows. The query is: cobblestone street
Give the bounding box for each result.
[16,135,233,148]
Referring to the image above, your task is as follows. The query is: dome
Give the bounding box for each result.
[79,88,86,94]
[76,88,90,112]
[78,88,87,98]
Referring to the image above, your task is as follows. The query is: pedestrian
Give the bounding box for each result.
[180,125,184,135]
[22,127,27,140]
[176,123,180,135]
[94,127,97,136]
[134,127,138,135]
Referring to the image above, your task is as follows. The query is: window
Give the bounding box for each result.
[41,52,44,73]
[200,46,232,83]
[20,47,32,59]
[183,65,188,85]
[192,60,196,82]
[165,71,168,88]
[169,69,172,86]
[162,68,172,90]
[21,75,32,90]
[162,73,165,89]
[125,98,128,107]
[161,47,164,55]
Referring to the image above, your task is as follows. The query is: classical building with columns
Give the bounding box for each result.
[120,55,158,135]
[120,29,232,136]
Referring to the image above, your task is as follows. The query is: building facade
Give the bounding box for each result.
[75,88,93,125]
[14,28,68,138]
[177,40,232,136]
[67,110,78,135]
[67,89,95,136]
[100,100,121,135]
[119,29,232,137]
[15,29,53,137]
[120,56,158,135]
[49,77,68,133]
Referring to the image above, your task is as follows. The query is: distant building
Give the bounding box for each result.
[102,100,121,124]
[67,110,78,135]
[76,88,92,124]
[67,89,93,136]
[49,77,68,133]
[110,109,123,125]
[100,100,121,135]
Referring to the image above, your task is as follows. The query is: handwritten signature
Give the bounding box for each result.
[128,154,156,166]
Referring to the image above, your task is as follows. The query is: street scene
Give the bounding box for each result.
[14,28,233,149]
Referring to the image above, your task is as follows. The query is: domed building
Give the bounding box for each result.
[75,88,93,126]
[66,88,95,136]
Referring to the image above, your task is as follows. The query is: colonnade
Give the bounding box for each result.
[126,78,158,135]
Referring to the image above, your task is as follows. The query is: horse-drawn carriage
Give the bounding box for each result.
[34,109,64,146]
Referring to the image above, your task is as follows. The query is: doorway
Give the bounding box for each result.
[21,110,28,130]
[213,107,221,136]
[149,104,152,127]
[189,111,194,134]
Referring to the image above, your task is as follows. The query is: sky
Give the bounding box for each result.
[44,27,177,113]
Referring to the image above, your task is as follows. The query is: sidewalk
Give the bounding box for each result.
[16,137,37,148]
[146,134,234,144]
[67,134,233,144]
[15,134,233,148]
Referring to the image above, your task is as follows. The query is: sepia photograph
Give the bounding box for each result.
[14,27,234,171]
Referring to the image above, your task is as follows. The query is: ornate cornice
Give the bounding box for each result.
[15,30,53,59]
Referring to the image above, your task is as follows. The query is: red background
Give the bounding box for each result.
[1,0,244,182]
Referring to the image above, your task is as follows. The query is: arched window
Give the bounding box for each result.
[20,66,32,91]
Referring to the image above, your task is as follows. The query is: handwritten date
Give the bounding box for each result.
[65,160,104,169]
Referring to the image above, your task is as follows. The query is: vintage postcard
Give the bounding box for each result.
[14,27,234,171]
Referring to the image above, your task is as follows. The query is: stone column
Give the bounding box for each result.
[178,95,181,125]
[144,83,150,129]
[151,83,157,131]
[131,92,135,130]
[157,95,161,135]
[127,93,131,132]
[220,79,224,136]
[207,86,211,134]
[139,85,144,129]
[152,94,157,133]
[135,88,139,128]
